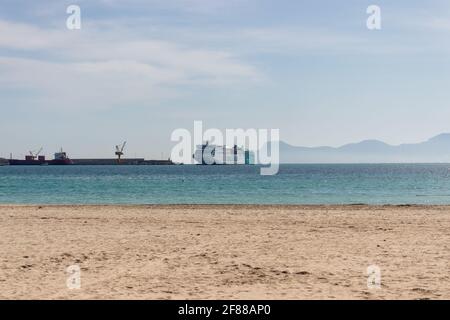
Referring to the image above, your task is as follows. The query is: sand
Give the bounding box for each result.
[0,204,449,300]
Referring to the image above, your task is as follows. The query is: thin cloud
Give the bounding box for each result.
[0,19,262,110]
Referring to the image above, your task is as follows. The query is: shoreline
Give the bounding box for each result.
[0,203,446,208]
[1,204,449,299]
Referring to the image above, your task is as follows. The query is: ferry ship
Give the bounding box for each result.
[193,142,254,165]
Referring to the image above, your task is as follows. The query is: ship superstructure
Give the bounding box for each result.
[193,142,254,165]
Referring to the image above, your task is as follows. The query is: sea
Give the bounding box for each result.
[1,164,450,205]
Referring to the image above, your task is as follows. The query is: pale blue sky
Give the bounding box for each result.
[1,0,450,159]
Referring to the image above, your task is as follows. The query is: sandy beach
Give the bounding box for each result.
[0,204,449,300]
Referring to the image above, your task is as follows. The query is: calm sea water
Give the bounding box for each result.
[1,164,450,204]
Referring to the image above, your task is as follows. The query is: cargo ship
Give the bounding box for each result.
[9,149,73,165]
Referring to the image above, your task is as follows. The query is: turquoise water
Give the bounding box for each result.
[1,164,450,204]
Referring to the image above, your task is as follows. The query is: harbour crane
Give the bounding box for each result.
[29,147,43,160]
[115,141,126,164]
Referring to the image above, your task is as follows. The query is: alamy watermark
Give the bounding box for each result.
[367,5,381,30]
[171,121,279,175]
[367,265,381,289]
[66,5,81,30]
[64,4,380,31]
[66,264,81,289]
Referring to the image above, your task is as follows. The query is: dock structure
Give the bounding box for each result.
[71,158,174,165]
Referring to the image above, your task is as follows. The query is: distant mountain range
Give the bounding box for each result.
[268,133,450,163]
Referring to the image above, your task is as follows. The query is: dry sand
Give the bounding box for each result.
[0,204,449,300]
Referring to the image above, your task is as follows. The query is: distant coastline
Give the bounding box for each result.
[4,133,450,165]
[271,133,450,163]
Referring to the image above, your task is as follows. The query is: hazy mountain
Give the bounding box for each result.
[268,133,450,163]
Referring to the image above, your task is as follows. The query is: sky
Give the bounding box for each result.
[1,0,450,159]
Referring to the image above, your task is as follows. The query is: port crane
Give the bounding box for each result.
[115,141,126,164]
[29,147,43,160]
